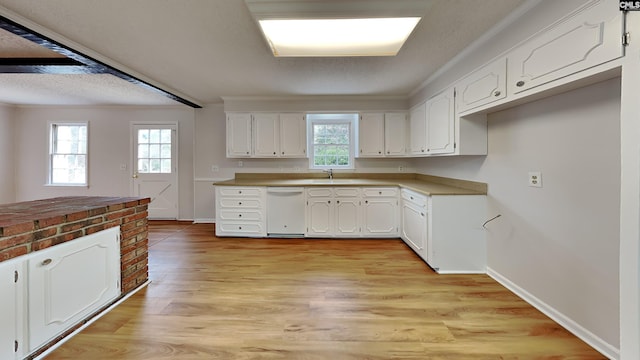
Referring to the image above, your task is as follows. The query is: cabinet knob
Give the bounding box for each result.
[282,151,284,155]
[239,226,242,230]
[516,80,525,87]
[420,213,425,217]
[494,90,501,96]
[387,151,390,154]
[238,191,242,194]
[328,200,331,204]
[238,202,242,205]
[421,149,425,152]
[379,191,382,195]
[246,151,249,154]
[42,258,52,266]
[238,214,242,217]
[378,151,381,154]
[337,200,340,204]
[365,200,368,204]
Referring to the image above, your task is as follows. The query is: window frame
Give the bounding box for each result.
[306,113,356,170]
[47,121,89,187]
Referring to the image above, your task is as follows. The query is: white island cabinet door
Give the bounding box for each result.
[28,227,121,352]
[0,257,23,360]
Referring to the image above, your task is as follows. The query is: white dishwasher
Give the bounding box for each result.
[266,187,305,236]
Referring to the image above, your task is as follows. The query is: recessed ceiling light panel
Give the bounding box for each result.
[258,17,420,57]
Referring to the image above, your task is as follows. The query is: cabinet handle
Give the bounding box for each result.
[42,258,52,266]
[387,151,390,154]
[238,191,242,194]
[337,200,340,204]
[378,151,381,154]
[365,200,368,204]
[273,152,276,155]
[328,200,331,204]
[516,80,525,87]
[238,214,242,217]
[360,149,363,153]
[282,151,285,155]
[238,202,242,205]
[239,226,242,230]
[379,191,382,195]
[494,90,501,97]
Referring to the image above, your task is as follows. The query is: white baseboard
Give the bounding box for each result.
[193,218,214,224]
[487,268,619,360]
[33,280,151,360]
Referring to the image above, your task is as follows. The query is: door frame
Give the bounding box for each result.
[130,121,180,219]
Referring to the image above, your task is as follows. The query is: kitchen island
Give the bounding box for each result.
[0,196,150,359]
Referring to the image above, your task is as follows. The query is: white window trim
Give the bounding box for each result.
[47,121,89,187]
[306,114,356,170]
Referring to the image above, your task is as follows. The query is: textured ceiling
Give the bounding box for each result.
[0,0,526,106]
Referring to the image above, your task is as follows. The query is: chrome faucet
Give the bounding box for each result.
[324,168,333,180]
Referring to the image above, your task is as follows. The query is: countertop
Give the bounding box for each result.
[213,173,487,196]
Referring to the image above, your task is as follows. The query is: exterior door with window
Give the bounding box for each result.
[132,124,178,219]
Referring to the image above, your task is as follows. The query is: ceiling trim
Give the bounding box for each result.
[0,15,202,108]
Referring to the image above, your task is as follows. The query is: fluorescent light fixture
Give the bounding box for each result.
[258,17,420,57]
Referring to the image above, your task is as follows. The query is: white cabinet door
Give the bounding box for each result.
[456,58,507,113]
[280,113,307,157]
[425,88,455,154]
[508,0,623,95]
[384,113,407,156]
[401,200,427,257]
[362,198,398,236]
[359,113,385,157]
[409,102,427,155]
[306,197,333,236]
[28,227,121,352]
[0,258,22,360]
[226,113,252,157]
[334,197,360,236]
[253,113,280,157]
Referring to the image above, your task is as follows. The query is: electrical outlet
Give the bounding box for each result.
[293,167,301,172]
[238,161,243,167]
[398,165,404,172]
[119,164,127,171]
[211,165,219,172]
[528,171,542,187]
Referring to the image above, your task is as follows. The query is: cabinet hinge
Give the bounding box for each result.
[14,340,18,353]
[623,32,631,46]
[14,270,18,283]
[454,142,457,149]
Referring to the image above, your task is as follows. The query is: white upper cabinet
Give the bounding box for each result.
[384,113,408,156]
[359,113,385,157]
[507,0,623,95]
[226,112,307,158]
[279,113,307,157]
[456,58,507,114]
[425,87,455,155]
[359,112,408,157]
[226,113,253,158]
[409,102,427,155]
[253,113,280,157]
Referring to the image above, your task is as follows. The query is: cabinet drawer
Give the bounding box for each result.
[218,210,262,221]
[218,187,263,197]
[401,189,427,207]
[219,198,262,209]
[306,188,333,197]
[217,222,264,234]
[362,187,398,197]
[334,187,360,197]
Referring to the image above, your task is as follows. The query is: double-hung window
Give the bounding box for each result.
[49,122,88,185]
[307,113,356,170]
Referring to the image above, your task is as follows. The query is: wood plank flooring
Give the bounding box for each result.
[45,221,606,359]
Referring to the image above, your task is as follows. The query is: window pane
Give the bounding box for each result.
[149,129,160,143]
[149,144,161,158]
[161,144,171,158]
[150,159,161,173]
[138,159,149,173]
[138,129,149,144]
[138,144,149,158]
[161,159,172,173]
[161,129,172,143]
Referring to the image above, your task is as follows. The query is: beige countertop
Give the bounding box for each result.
[213,173,487,196]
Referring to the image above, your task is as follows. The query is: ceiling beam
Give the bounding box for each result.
[0,15,201,108]
[0,57,99,74]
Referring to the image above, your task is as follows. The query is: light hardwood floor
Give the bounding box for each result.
[45,221,606,359]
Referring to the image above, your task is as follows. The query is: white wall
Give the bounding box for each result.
[413,78,621,352]
[0,104,16,204]
[13,105,195,219]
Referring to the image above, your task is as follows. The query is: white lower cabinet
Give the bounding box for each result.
[362,188,399,237]
[28,226,121,353]
[401,189,428,255]
[0,257,24,360]
[401,189,486,273]
[215,186,266,237]
[305,187,361,237]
